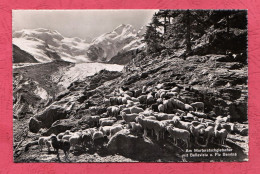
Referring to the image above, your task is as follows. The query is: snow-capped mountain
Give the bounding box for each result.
[13,28,91,63]
[13,24,146,64]
[86,24,145,62]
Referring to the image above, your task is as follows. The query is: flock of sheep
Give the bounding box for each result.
[36,83,238,160]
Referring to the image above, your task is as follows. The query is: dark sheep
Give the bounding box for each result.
[50,135,70,161]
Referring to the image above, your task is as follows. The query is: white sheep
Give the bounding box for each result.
[170,86,180,93]
[190,124,206,145]
[166,126,190,148]
[104,98,110,106]
[129,122,143,134]
[99,117,117,125]
[214,128,228,145]
[109,125,124,137]
[38,135,54,152]
[158,104,165,113]
[156,98,163,104]
[130,106,144,114]
[146,93,154,105]
[203,126,215,145]
[99,126,113,136]
[107,106,120,118]
[69,131,83,151]
[184,104,194,111]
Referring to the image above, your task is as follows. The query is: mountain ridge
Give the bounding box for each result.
[13,24,146,64]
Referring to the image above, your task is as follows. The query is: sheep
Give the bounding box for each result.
[191,121,200,127]
[167,114,177,120]
[120,108,131,115]
[136,116,154,137]
[99,126,113,136]
[129,122,143,134]
[156,113,169,121]
[170,86,180,93]
[142,86,147,93]
[81,132,92,148]
[134,89,142,98]
[169,98,185,110]
[214,128,228,145]
[146,93,154,105]
[155,92,160,99]
[110,125,124,137]
[107,106,120,118]
[175,121,192,131]
[131,97,139,102]
[166,125,190,148]
[91,116,100,126]
[136,116,164,140]
[190,102,204,112]
[166,92,178,98]
[50,135,70,160]
[121,112,139,127]
[130,106,144,114]
[156,98,163,104]
[190,124,206,145]
[101,120,116,127]
[69,131,83,151]
[117,97,123,105]
[163,100,169,112]
[57,130,71,140]
[92,130,105,148]
[127,100,134,107]
[156,83,164,89]
[215,115,231,124]
[144,116,157,120]
[109,97,118,106]
[62,134,73,141]
[140,108,154,116]
[184,104,194,111]
[123,94,132,100]
[104,98,110,106]
[122,97,128,104]
[160,92,166,98]
[203,126,215,145]
[138,95,147,104]
[173,109,186,116]
[158,104,165,113]
[190,111,207,119]
[99,117,117,125]
[89,106,98,115]
[118,104,126,111]
[38,135,53,152]
[124,91,133,97]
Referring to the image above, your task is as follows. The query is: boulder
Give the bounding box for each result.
[42,119,76,136]
[29,105,70,133]
[107,129,162,159]
[29,117,42,133]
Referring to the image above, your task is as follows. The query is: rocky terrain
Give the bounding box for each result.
[13,10,248,163]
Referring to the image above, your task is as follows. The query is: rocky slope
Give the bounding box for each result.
[13,44,38,63]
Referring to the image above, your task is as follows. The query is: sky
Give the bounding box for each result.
[13,10,157,39]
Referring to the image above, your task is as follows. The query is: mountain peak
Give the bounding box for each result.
[113,24,136,35]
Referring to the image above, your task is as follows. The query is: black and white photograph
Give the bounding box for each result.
[13,10,248,162]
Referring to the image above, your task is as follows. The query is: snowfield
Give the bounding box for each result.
[57,62,124,88]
